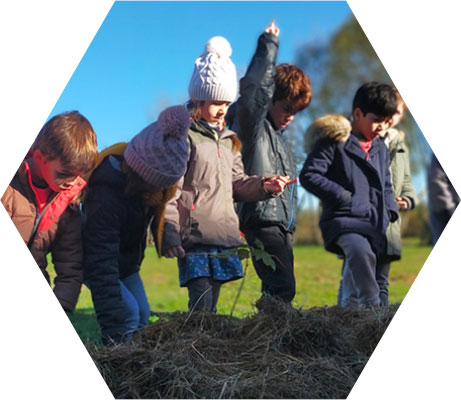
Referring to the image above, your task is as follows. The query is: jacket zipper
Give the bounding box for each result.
[286,183,295,230]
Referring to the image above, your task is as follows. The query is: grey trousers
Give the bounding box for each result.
[336,233,381,307]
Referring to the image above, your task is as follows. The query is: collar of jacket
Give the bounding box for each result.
[17,160,87,233]
[190,119,242,153]
[346,134,382,160]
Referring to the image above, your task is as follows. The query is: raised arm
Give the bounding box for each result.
[235,21,280,142]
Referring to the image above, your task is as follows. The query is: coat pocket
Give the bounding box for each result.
[349,196,371,218]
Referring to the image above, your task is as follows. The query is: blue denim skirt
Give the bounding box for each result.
[178,245,243,287]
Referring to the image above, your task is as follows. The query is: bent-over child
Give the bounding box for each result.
[82,105,190,345]
[300,82,399,307]
[1,111,98,312]
[163,36,290,313]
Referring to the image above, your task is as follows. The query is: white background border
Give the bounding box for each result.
[348,0,461,398]
[1,0,460,398]
[0,1,113,398]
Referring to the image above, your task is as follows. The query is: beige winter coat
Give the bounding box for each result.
[163,120,271,251]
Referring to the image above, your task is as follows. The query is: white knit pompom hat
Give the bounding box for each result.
[124,105,191,188]
[188,36,238,102]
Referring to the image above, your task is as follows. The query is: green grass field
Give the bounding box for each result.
[60,239,431,346]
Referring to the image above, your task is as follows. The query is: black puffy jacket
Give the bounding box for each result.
[82,155,154,341]
[229,32,298,232]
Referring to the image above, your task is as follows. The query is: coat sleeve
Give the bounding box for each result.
[235,32,279,143]
[162,175,184,251]
[383,149,399,222]
[231,149,271,202]
[299,141,352,206]
[82,185,134,341]
[429,154,459,213]
[399,143,417,210]
[50,206,84,312]
[1,186,13,218]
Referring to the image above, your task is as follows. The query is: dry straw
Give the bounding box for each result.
[88,297,398,399]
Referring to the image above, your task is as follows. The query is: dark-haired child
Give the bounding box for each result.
[300,82,399,307]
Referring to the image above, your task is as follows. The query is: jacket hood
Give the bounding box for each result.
[304,114,351,153]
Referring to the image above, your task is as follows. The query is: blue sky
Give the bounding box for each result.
[50,1,352,149]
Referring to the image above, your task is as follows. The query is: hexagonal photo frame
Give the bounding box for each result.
[1,1,459,399]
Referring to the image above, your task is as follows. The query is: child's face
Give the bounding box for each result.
[33,151,80,192]
[353,109,390,141]
[268,100,296,130]
[199,101,230,126]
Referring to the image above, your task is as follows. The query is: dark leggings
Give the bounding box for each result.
[243,225,296,303]
[186,277,222,313]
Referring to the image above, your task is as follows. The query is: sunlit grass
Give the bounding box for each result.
[50,241,431,345]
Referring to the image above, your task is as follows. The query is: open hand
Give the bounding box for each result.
[265,20,280,36]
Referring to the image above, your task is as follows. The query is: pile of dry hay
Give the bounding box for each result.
[89,297,398,399]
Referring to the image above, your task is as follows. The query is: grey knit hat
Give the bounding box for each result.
[188,36,238,102]
[123,105,190,188]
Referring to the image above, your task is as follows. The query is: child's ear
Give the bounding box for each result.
[352,108,363,121]
[33,149,47,165]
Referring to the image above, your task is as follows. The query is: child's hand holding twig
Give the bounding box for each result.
[264,176,297,194]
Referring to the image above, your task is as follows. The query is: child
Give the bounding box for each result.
[82,105,190,345]
[300,82,399,307]
[1,111,98,312]
[336,89,418,306]
[227,21,312,303]
[163,36,290,313]
[374,89,417,305]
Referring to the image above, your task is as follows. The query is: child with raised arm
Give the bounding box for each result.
[300,82,399,307]
[163,36,290,313]
[227,21,312,303]
[1,111,98,312]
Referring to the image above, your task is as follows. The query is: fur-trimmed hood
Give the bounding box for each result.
[304,114,352,154]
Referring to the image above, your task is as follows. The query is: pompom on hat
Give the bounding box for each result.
[188,36,238,102]
[123,105,191,188]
